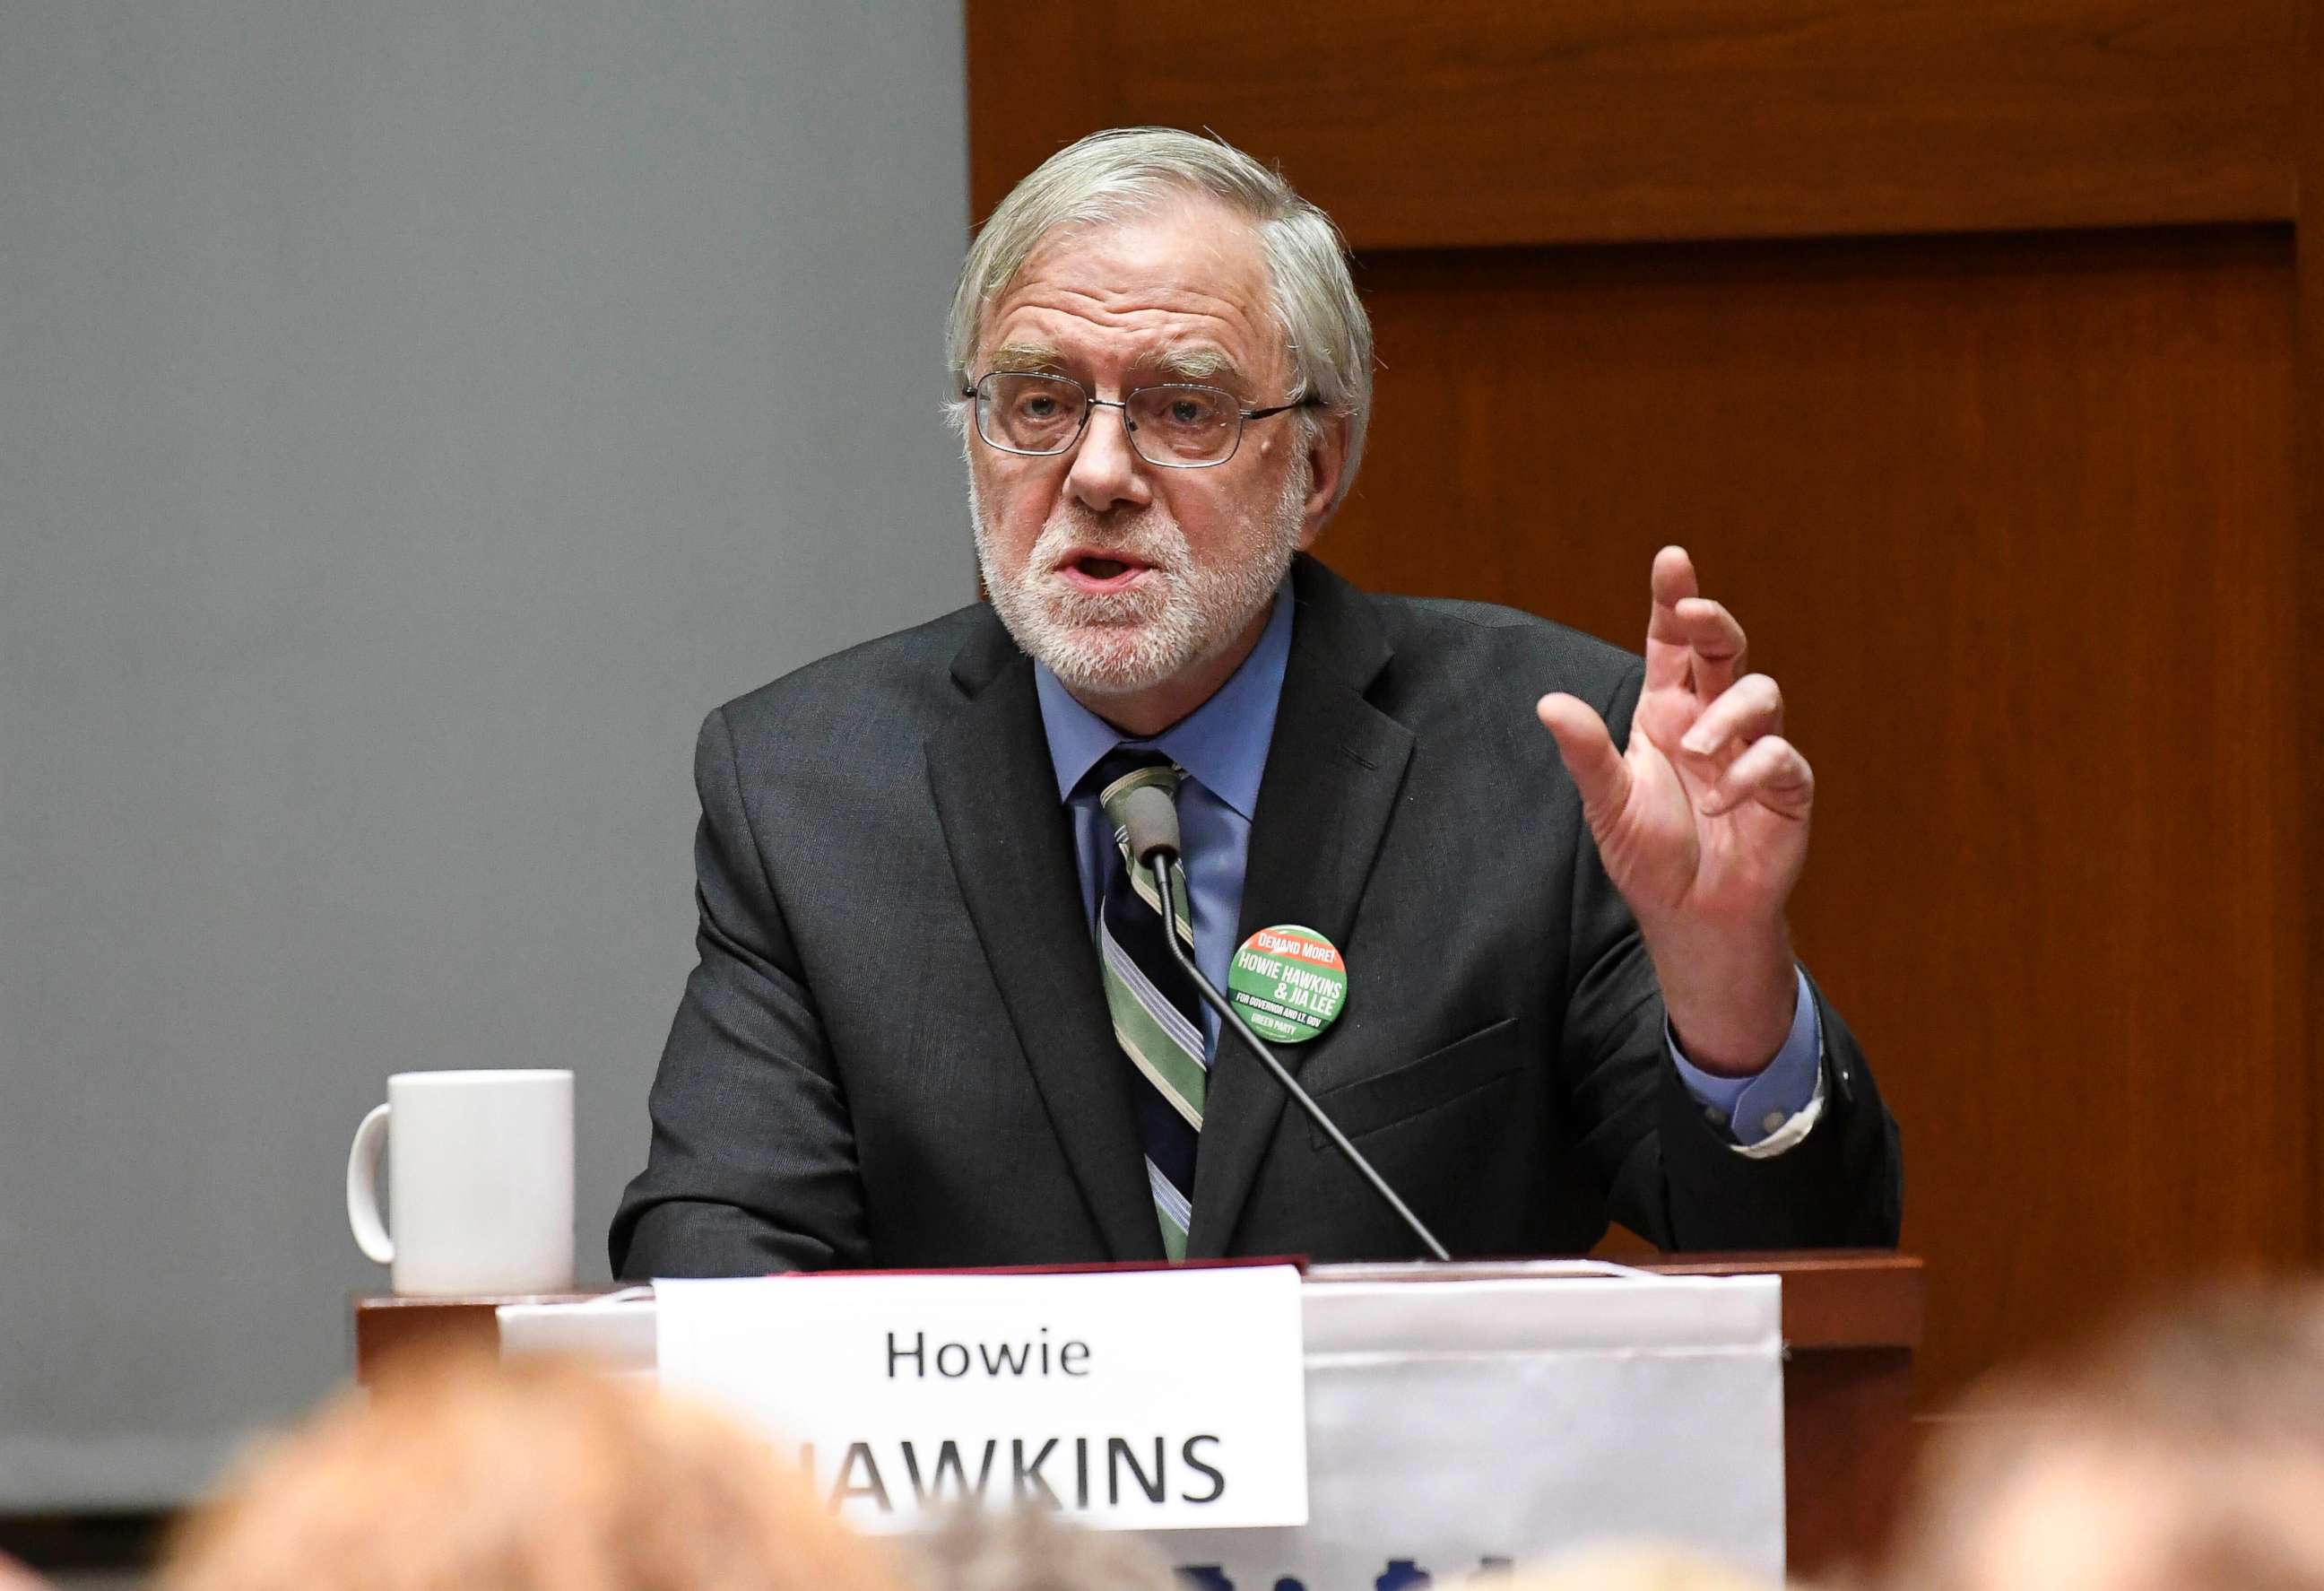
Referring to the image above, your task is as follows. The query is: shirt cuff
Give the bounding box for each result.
[1666,964,1824,1150]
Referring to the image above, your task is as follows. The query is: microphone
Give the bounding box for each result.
[1116,794,1452,1263]
[1110,781,1184,866]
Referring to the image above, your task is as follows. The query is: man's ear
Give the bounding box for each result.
[1296,413,1351,550]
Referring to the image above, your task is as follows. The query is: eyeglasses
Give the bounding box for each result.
[963,371,1319,469]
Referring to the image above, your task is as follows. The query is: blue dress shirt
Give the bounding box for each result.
[1031,584,1821,1148]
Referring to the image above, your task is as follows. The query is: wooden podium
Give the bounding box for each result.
[353,1250,1921,1577]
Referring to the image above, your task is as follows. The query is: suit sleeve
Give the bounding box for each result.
[1556,665,1903,1250]
[608,706,869,1278]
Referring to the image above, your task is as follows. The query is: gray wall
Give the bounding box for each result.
[0,0,970,1508]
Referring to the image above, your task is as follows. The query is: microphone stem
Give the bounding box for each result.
[1149,854,1452,1264]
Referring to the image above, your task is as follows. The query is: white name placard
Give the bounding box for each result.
[655,1265,1308,1533]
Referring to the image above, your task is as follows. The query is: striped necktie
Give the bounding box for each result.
[1092,751,1206,1261]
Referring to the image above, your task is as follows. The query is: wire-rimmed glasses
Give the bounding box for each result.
[963,371,1318,469]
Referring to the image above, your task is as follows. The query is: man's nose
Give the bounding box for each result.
[1064,402,1151,514]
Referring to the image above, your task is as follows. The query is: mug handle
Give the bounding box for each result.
[346,1102,395,1265]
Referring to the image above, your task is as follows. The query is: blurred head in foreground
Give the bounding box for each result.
[1478,1553,1765,1590]
[158,1352,906,1591]
[1887,1284,2324,1591]
[907,1504,1182,1591]
[1482,1547,1777,1591]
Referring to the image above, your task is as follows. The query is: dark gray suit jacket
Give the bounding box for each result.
[611,556,1901,1276]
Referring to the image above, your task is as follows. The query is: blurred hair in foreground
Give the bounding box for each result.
[907,1503,1182,1591]
[1886,1282,2324,1591]
[1477,1546,1778,1591]
[156,1351,907,1591]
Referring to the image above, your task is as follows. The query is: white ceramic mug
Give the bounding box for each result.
[345,1069,576,1296]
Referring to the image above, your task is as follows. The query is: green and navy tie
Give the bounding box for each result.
[1092,751,1206,1261]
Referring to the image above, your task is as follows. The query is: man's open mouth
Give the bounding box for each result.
[1056,552,1154,592]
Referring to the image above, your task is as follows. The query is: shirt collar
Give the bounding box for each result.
[1032,582,1293,822]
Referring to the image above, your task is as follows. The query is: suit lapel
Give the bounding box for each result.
[1186,558,1414,1258]
[926,614,1163,1263]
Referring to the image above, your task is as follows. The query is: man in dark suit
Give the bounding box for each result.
[611,129,1900,1277]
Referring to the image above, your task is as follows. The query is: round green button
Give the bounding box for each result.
[1227,925,1348,1044]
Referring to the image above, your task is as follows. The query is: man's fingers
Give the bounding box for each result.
[1679,673,1783,760]
[1702,734,1814,818]
[1649,544,1699,613]
[1536,691,1630,827]
[1674,596,1747,701]
[1643,544,1698,691]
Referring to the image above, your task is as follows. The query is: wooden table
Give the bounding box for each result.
[354,1249,1922,1577]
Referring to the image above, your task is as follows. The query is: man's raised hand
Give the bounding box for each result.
[1534,546,1808,1074]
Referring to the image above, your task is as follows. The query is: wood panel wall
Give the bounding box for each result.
[965,0,2322,1407]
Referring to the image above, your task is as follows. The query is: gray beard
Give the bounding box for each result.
[970,458,1308,700]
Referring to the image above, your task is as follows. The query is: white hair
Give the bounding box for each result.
[946,126,1374,509]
